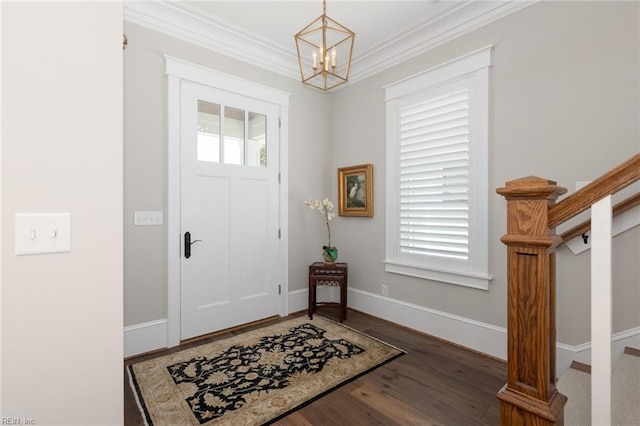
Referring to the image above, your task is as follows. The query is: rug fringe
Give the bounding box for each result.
[128,365,152,426]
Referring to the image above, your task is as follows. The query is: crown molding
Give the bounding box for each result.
[124,0,300,79]
[124,0,537,90]
[348,0,537,84]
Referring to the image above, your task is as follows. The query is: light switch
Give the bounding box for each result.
[134,211,163,226]
[15,213,71,255]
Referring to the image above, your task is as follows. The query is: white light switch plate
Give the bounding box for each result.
[134,211,163,226]
[15,213,71,255]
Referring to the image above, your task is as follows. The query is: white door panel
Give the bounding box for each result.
[180,81,280,340]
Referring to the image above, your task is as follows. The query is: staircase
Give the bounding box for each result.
[496,153,640,425]
[557,348,640,425]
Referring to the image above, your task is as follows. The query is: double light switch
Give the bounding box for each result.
[15,213,71,255]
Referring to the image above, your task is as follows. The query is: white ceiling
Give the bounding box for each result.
[124,0,535,89]
[176,1,462,58]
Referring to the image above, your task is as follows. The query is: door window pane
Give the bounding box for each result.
[224,107,244,165]
[248,112,267,167]
[198,101,269,167]
[197,101,220,162]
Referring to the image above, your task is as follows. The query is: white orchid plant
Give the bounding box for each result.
[304,198,336,248]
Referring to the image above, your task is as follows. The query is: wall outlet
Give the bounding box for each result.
[381,284,389,297]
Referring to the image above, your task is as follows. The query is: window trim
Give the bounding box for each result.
[384,46,492,290]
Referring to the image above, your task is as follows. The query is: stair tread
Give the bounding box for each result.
[558,352,640,426]
[557,367,591,426]
[612,353,640,425]
[624,346,640,357]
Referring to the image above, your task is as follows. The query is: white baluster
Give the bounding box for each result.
[591,195,612,425]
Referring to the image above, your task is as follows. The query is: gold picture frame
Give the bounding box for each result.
[338,164,373,217]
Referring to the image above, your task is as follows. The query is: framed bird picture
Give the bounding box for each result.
[338,163,373,217]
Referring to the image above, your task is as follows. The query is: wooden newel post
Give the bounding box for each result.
[496,177,568,425]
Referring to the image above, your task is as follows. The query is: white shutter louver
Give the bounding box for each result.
[399,85,470,260]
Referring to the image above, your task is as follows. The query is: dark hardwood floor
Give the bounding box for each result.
[124,308,506,425]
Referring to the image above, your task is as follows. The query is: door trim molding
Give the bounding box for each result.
[167,72,181,347]
[165,56,290,347]
[165,56,290,106]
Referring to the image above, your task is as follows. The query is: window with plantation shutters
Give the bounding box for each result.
[384,46,492,290]
[399,82,470,261]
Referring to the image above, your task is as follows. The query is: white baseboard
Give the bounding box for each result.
[345,287,640,376]
[557,326,640,375]
[287,288,308,313]
[347,287,508,360]
[124,319,167,358]
[124,289,640,369]
[125,289,336,358]
[349,289,640,377]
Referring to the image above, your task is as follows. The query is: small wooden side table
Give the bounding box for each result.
[308,262,348,322]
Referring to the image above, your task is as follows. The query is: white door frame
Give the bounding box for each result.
[165,56,290,347]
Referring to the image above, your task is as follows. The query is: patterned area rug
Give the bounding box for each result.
[128,315,405,425]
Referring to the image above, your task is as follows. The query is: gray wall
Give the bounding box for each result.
[2,2,123,423]
[329,0,640,345]
[124,1,640,347]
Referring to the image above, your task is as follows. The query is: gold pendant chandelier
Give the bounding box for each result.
[294,0,355,91]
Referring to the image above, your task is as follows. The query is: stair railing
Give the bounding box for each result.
[559,192,640,243]
[496,153,640,425]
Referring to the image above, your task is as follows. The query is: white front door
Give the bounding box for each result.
[180,81,281,340]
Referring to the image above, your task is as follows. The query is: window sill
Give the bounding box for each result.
[384,260,492,290]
